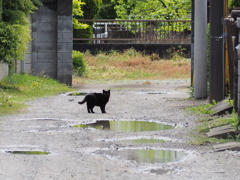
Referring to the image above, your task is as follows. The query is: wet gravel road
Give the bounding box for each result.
[1,79,240,180]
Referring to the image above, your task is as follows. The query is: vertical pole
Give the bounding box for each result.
[236,18,240,116]
[0,0,2,22]
[57,0,73,85]
[20,60,25,73]
[191,0,195,86]
[194,0,208,99]
[224,0,230,97]
[209,0,225,103]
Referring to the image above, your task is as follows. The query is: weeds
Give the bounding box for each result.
[75,48,190,81]
[166,45,188,60]
[0,89,13,107]
[0,73,73,115]
[187,103,214,115]
[72,50,88,77]
[188,101,240,145]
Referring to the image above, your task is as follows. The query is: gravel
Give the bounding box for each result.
[0,79,240,180]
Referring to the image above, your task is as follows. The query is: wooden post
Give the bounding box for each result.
[231,10,240,113]
[236,18,240,115]
[209,0,225,103]
[225,18,236,100]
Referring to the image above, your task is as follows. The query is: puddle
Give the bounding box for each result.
[95,149,185,163]
[150,169,172,175]
[6,151,50,155]
[73,120,174,132]
[122,138,165,144]
[68,92,87,96]
[147,92,165,95]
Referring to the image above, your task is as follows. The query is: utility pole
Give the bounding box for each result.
[209,0,225,103]
[194,0,208,99]
[191,0,195,86]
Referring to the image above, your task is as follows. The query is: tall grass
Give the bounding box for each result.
[0,73,73,115]
[73,48,190,82]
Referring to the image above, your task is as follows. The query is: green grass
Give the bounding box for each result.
[187,102,240,145]
[186,103,215,115]
[0,73,73,115]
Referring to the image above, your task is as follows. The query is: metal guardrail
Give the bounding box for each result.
[73,19,191,44]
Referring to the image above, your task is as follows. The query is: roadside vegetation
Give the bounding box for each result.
[187,100,240,145]
[73,47,190,83]
[0,73,73,115]
[1,47,189,115]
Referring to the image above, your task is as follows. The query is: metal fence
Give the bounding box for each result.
[73,19,191,44]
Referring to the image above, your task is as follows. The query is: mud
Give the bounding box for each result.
[0,79,240,180]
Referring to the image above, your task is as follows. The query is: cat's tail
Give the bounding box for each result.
[78,97,86,104]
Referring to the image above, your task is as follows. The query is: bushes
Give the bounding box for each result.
[0,22,31,64]
[73,24,93,43]
[72,50,87,77]
[0,0,41,64]
[73,0,101,43]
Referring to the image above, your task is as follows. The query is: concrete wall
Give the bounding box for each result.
[0,63,8,81]
[16,43,32,74]
[31,0,73,85]
[73,44,191,58]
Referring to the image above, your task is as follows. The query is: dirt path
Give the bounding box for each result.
[0,79,240,180]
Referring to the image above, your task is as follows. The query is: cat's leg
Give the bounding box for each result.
[89,104,95,113]
[87,108,91,113]
[87,102,93,113]
[100,105,106,113]
[90,108,95,113]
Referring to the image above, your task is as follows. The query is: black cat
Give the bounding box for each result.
[78,90,110,113]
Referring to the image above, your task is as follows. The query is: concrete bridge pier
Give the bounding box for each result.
[31,0,73,85]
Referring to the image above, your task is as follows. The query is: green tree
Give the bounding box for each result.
[0,0,41,65]
[81,0,102,19]
[112,0,191,20]
[229,0,240,7]
[97,0,117,19]
[0,0,2,21]
[2,0,41,24]
[73,0,88,29]
[74,0,102,43]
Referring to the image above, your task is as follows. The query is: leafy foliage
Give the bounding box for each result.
[80,0,102,19]
[0,22,31,64]
[229,0,240,7]
[72,0,88,29]
[2,0,41,24]
[72,50,87,77]
[73,0,102,42]
[0,0,41,64]
[97,0,117,19]
[111,0,191,20]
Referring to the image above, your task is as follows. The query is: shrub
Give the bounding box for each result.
[72,50,87,77]
[73,24,93,43]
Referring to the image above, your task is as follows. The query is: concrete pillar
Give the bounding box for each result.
[191,0,195,86]
[0,63,8,80]
[31,0,72,85]
[194,0,208,99]
[57,0,73,85]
